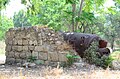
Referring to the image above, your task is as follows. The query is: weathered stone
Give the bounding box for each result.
[12,46,18,51]
[112,60,120,70]
[29,40,37,46]
[48,52,58,61]
[22,39,29,45]
[15,59,23,63]
[32,51,38,59]
[23,46,28,51]
[10,30,16,38]
[34,60,44,65]
[34,46,42,52]
[5,45,12,52]
[55,41,62,45]
[8,51,14,58]
[37,40,43,45]
[58,52,68,62]
[17,46,23,52]
[26,52,32,58]
[5,52,9,56]
[17,39,22,45]
[12,39,18,45]
[14,52,20,58]
[6,57,15,65]
[5,26,74,66]
[44,60,50,65]
[38,52,47,60]
[20,52,26,59]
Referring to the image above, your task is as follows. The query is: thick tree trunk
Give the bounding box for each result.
[111,36,115,50]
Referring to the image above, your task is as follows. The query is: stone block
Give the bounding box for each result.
[48,52,58,61]
[38,52,47,60]
[12,46,18,51]
[22,39,29,45]
[17,39,22,45]
[29,40,37,46]
[34,46,46,52]
[5,45,12,52]
[32,51,39,59]
[58,52,68,62]
[17,46,23,52]
[28,46,35,51]
[14,52,20,59]
[12,38,18,45]
[26,52,32,58]
[20,52,26,59]
[5,52,9,56]
[5,57,15,65]
[23,46,29,51]
[15,59,23,63]
[8,51,14,58]
[38,40,43,45]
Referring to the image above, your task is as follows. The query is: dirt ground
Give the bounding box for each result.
[0,61,120,79]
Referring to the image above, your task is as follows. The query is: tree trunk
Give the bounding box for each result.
[111,36,115,50]
[75,0,84,31]
[72,4,76,32]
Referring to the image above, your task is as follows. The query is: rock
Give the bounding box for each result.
[22,46,29,51]
[5,45,12,52]
[22,39,29,45]
[58,52,68,62]
[112,60,120,70]
[17,39,22,45]
[34,60,44,65]
[48,52,58,61]
[22,62,36,68]
[8,51,14,58]
[38,52,48,60]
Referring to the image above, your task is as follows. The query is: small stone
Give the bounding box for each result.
[58,52,68,62]
[20,52,26,59]
[22,39,29,45]
[112,60,120,70]
[18,39,22,45]
[5,45,12,52]
[34,60,44,65]
[23,46,29,51]
[38,52,48,60]
[8,51,14,58]
[48,52,58,61]
[17,46,23,52]
[14,52,20,58]
[32,51,38,59]
[28,46,35,51]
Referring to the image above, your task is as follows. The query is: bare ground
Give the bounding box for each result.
[0,63,120,79]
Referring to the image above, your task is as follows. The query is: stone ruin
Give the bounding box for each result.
[5,26,75,65]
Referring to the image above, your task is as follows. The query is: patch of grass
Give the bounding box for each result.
[84,41,114,69]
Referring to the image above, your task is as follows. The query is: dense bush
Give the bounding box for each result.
[84,41,114,69]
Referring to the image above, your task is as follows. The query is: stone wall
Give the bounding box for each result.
[5,26,75,65]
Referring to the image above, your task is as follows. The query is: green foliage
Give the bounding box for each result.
[66,53,80,66]
[0,16,13,40]
[84,41,114,69]
[27,56,37,63]
[0,0,9,10]
[13,10,32,27]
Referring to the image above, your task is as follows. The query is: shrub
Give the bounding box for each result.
[27,56,37,63]
[66,53,80,66]
[84,41,113,69]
